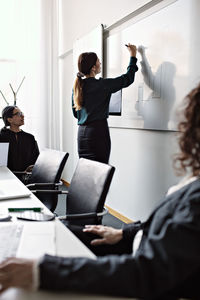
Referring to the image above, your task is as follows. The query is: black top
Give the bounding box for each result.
[72,57,138,125]
[39,178,200,299]
[0,127,39,171]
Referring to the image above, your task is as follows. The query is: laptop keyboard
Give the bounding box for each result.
[0,223,23,263]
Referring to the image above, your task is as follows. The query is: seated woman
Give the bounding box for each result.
[1,83,200,299]
[0,106,39,179]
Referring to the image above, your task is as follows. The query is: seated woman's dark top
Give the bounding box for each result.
[0,127,39,171]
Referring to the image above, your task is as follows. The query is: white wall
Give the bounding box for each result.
[0,0,50,150]
[59,53,78,182]
[58,0,149,55]
[108,129,178,220]
[58,0,180,221]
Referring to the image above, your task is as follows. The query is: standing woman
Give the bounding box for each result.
[72,44,138,164]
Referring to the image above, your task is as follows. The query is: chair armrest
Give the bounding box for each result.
[13,171,32,176]
[58,207,108,221]
[31,189,68,195]
[26,181,63,189]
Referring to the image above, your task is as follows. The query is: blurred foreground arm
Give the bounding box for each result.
[0,258,36,293]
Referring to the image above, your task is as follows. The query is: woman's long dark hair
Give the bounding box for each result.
[2,105,18,127]
[174,82,200,176]
[73,52,97,111]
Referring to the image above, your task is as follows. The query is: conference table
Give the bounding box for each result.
[0,167,133,300]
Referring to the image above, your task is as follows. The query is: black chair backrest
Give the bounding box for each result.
[66,158,115,225]
[29,149,69,211]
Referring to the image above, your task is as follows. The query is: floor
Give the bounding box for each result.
[54,185,125,229]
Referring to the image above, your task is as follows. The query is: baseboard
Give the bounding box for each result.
[62,179,133,224]
[105,205,133,224]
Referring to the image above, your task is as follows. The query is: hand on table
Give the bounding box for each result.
[83,225,123,246]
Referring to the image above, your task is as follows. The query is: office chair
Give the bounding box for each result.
[58,158,115,226]
[26,149,69,212]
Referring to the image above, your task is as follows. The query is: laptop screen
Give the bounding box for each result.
[0,143,9,166]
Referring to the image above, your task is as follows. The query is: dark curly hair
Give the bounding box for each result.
[174,82,200,176]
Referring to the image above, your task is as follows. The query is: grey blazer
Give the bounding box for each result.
[39,179,200,300]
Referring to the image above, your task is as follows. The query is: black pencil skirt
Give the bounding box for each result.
[78,119,111,164]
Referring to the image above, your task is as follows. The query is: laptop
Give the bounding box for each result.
[0,142,9,166]
[0,179,31,200]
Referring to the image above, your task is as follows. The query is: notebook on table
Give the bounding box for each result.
[0,222,56,262]
[0,223,24,263]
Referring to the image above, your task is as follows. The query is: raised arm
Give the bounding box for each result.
[102,43,138,94]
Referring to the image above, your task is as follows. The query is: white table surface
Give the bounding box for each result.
[0,167,137,300]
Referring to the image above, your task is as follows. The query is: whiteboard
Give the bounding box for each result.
[73,25,103,79]
[107,0,200,130]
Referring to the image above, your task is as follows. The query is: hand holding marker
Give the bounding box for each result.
[125,43,137,57]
